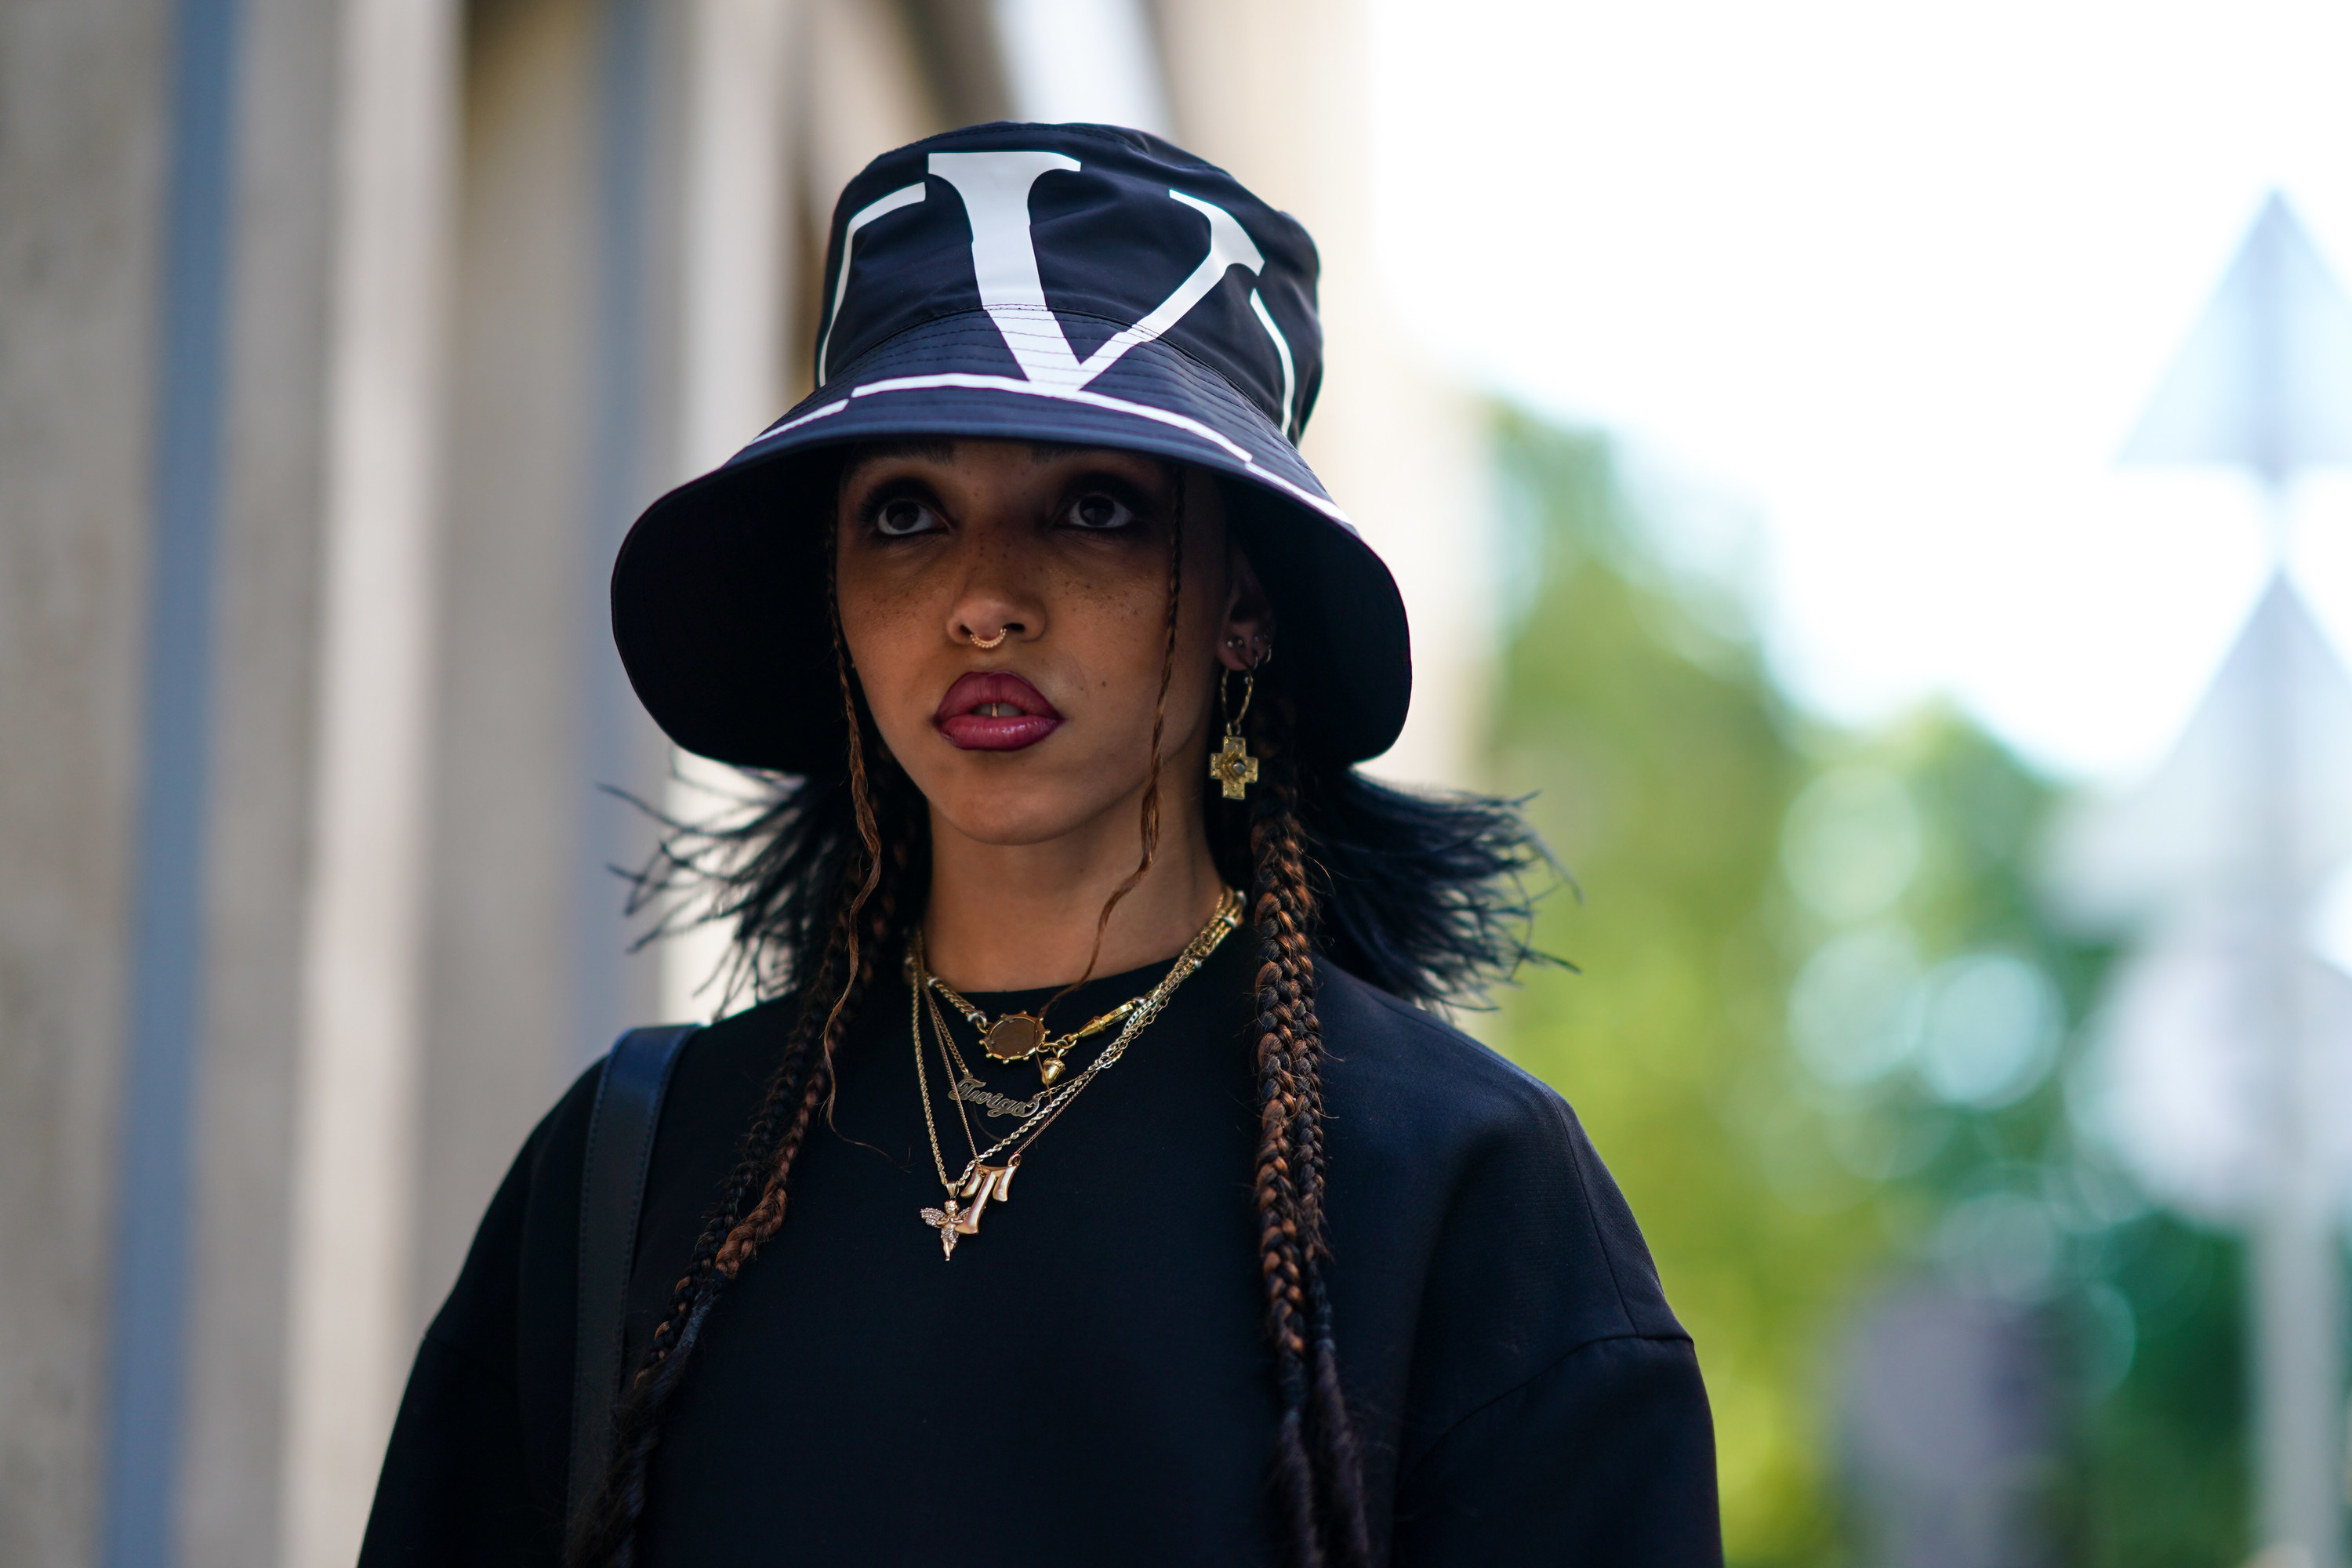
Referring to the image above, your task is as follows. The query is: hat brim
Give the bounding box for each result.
[611,312,1412,772]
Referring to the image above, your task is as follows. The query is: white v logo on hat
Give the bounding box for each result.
[926,150,1270,394]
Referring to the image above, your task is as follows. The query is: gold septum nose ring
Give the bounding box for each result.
[964,626,1008,650]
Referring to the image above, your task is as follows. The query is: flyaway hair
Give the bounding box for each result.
[626,679,1553,1024]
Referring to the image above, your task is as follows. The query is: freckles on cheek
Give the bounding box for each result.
[835,548,921,639]
[844,607,925,699]
[1073,591,1160,699]
[847,587,924,644]
[833,583,927,720]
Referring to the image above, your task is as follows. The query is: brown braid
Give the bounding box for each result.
[708,547,891,1270]
[567,616,908,1568]
[811,581,887,1077]
[1250,689,1373,1567]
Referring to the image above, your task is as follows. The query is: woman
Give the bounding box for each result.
[361,122,1719,1567]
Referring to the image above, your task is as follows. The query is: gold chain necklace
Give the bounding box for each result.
[908,888,1243,1259]
[920,960,1145,1086]
[925,983,1036,1130]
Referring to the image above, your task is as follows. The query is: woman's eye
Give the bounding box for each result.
[1064,492,1136,531]
[873,497,942,537]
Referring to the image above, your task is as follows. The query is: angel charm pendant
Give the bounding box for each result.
[916,1163,1017,1261]
[919,1198,969,1260]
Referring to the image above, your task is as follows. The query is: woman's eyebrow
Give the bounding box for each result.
[848,437,956,467]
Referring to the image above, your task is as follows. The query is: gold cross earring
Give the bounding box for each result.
[1209,659,1261,800]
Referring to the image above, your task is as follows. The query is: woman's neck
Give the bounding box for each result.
[920,789,1229,993]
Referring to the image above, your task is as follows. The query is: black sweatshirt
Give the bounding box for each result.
[359,931,1721,1566]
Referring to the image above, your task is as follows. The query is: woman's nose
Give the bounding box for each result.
[945,529,1042,650]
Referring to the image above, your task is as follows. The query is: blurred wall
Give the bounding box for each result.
[416,0,651,1356]
[0,8,171,1566]
[0,3,1485,1564]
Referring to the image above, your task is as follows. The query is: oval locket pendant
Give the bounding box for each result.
[982,1013,1046,1062]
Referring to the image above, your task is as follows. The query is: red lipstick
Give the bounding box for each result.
[935,670,1064,751]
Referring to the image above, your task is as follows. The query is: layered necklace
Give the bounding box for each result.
[906,887,1243,1259]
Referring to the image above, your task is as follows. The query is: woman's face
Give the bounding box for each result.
[833,439,1269,850]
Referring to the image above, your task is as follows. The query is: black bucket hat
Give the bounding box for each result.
[611,122,1411,772]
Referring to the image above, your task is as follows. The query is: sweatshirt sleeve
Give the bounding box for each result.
[358,1065,601,1568]
[1334,981,1722,1568]
[1393,1332,1720,1566]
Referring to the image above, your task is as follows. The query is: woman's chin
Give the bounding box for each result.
[919,780,1138,852]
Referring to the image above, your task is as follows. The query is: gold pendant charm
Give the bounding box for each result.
[1210,733,1259,800]
[920,1198,967,1259]
[1037,1054,1066,1087]
[919,1164,1016,1261]
[956,1162,1017,1206]
[982,1013,1046,1062]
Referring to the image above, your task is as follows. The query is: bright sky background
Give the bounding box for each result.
[1366,0,2352,786]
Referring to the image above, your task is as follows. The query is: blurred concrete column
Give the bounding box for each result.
[1155,0,1494,790]
[167,0,343,1558]
[0,1,176,1563]
[411,0,679,1324]
[0,0,457,1562]
[172,0,458,1563]
[675,0,797,483]
[114,0,444,1560]
[800,0,924,218]
[274,2,459,1563]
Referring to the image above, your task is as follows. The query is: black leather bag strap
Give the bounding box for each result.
[567,1023,698,1529]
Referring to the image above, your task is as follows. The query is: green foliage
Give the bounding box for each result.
[1483,409,2249,1566]
[2078,1217,2249,1568]
[1489,411,1873,1559]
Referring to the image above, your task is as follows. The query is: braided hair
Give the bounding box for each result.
[1243,686,1374,1563]
[587,466,1548,1567]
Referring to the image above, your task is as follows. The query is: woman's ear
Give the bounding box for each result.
[1218,546,1276,673]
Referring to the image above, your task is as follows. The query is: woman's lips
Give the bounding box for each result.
[935,670,1065,751]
